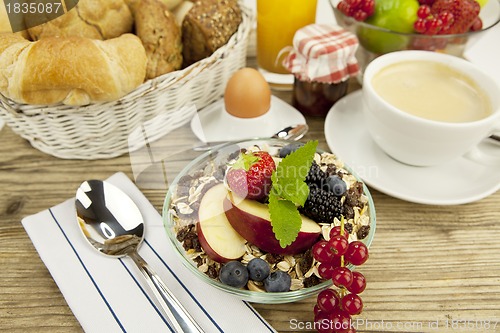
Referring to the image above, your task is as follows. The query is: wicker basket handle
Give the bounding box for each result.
[0,93,20,118]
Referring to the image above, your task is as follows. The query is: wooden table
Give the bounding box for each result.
[1,79,499,333]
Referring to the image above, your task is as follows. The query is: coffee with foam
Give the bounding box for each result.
[371,60,492,123]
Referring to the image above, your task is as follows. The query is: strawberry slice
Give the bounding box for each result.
[226,151,276,201]
[431,0,480,34]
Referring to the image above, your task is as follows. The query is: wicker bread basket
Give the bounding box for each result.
[0,5,253,160]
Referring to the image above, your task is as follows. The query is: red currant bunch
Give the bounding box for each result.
[337,0,376,22]
[414,0,482,35]
[414,5,455,35]
[312,222,369,333]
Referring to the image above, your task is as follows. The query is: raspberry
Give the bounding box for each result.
[301,187,343,224]
[470,16,483,31]
[431,0,480,34]
[418,0,436,5]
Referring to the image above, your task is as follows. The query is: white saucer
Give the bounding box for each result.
[324,91,500,205]
[191,95,306,142]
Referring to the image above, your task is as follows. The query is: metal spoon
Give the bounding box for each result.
[489,134,500,146]
[192,123,309,151]
[75,180,203,333]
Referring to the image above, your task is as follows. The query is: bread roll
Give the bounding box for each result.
[0,33,147,106]
[159,0,184,10]
[0,0,12,33]
[0,32,26,53]
[125,0,183,12]
[182,0,242,66]
[172,1,194,26]
[27,0,133,40]
[134,0,183,79]
[0,0,30,39]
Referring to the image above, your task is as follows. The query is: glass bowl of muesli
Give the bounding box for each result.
[162,138,376,303]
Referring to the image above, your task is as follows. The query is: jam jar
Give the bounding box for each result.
[283,24,360,117]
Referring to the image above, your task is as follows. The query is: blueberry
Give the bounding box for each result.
[247,258,270,282]
[279,142,304,158]
[219,261,249,288]
[264,271,291,292]
[324,175,347,196]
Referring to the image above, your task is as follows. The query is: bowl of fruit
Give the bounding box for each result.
[330,0,500,73]
[162,139,376,304]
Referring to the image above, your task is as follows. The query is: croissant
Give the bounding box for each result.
[27,0,134,41]
[0,33,147,106]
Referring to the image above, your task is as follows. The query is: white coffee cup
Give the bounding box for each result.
[362,50,500,167]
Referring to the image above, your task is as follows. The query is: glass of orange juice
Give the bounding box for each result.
[257,0,318,87]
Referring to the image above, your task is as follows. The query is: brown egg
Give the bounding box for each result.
[224,68,271,118]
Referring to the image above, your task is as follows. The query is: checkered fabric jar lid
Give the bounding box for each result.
[283,24,360,84]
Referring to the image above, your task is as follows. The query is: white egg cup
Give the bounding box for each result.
[191,96,306,143]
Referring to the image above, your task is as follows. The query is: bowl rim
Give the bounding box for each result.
[329,0,500,38]
[161,138,377,303]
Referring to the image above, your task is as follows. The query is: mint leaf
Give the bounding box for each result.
[268,141,319,248]
[272,140,318,206]
[268,193,302,248]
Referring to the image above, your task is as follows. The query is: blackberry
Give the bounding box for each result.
[305,162,327,189]
[301,187,343,224]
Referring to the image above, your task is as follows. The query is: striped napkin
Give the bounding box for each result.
[22,172,276,333]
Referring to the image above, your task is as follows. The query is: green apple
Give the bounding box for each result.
[367,0,420,33]
[358,0,419,54]
[357,26,409,55]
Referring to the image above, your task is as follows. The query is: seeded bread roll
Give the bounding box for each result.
[134,0,183,79]
[181,0,242,66]
[27,0,133,40]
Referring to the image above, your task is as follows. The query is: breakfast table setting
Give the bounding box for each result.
[1,0,500,332]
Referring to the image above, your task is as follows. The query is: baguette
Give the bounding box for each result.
[0,33,147,106]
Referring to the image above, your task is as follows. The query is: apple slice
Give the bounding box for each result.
[197,184,246,263]
[223,192,321,255]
